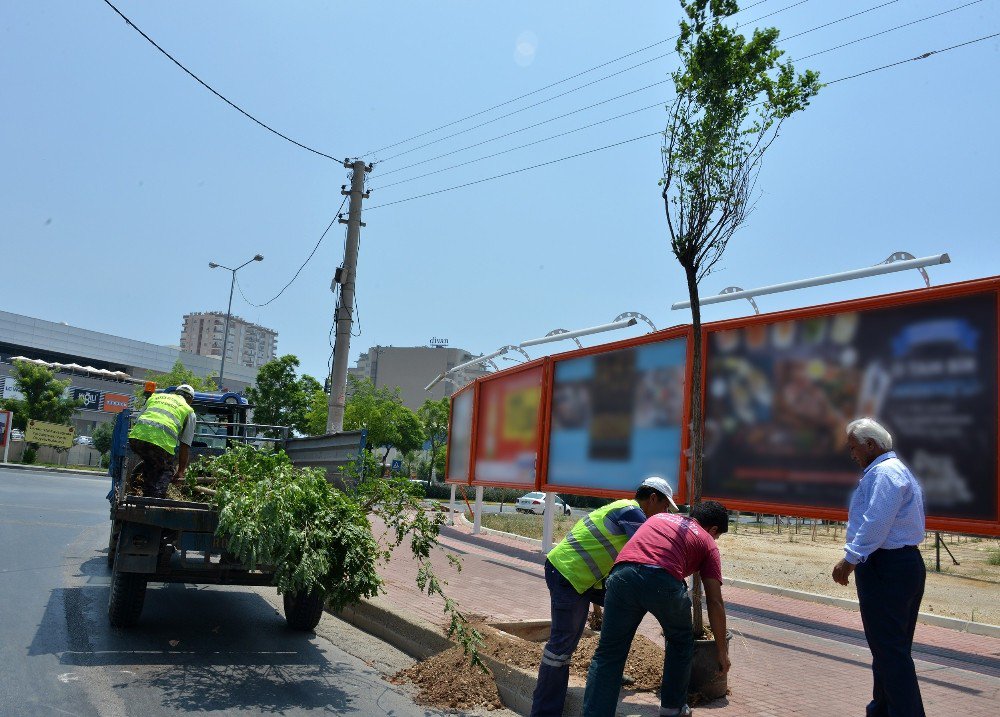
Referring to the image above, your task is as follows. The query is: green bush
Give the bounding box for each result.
[987,547,1000,567]
[22,446,37,464]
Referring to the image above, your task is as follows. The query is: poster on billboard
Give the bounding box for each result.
[445,385,475,484]
[102,393,132,413]
[703,287,999,531]
[72,387,104,411]
[2,377,24,401]
[0,409,11,449]
[472,363,544,488]
[543,333,689,497]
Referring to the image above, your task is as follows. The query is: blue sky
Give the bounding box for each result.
[2,1,998,384]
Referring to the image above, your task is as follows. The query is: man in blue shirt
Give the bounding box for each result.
[832,418,926,717]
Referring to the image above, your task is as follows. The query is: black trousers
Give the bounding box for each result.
[129,438,175,499]
[855,546,926,717]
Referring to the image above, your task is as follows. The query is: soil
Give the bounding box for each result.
[394,622,666,712]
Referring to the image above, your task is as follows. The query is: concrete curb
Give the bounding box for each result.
[455,511,546,548]
[455,513,1000,639]
[0,462,109,478]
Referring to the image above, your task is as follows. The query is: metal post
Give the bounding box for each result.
[449,484,456,526]
[935,532,941,572]
[327,159,370,433]
[542,492,556,552]
[219,271,236,389]
[473,486,484,534]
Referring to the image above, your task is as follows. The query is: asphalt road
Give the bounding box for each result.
[0,466,447,717]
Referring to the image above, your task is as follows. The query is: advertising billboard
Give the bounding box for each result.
[0,410,11,449]
[542,330,690,498]
[703,282,999,533]
[72,387,103,411]
[472,362,545,488]
[445,384,475,484]
[25,419,75,449]
[103,393,132,413]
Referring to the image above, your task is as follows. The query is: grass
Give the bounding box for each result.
[479,512,577,541]
[987,547,1000,567]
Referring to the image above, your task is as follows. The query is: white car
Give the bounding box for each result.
[73,435,94,446]
[515,492,572,516]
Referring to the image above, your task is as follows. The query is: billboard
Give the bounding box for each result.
[542,330,690,498]
[703,283,999,533]
[72,387,103,411]
[25,419,75,449]
[472,362,545,488]
[0,410,11,449]
[2,377,24,401]
[445,384,475,484]
[103,393,132,413]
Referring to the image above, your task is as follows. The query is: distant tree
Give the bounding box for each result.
[141,359,217,396]
[92,421,115,456]
[302,389,330,436]
[418,397,450,482]
[344,376,425,463]
[244,355,319,435]
[0,361,82,430]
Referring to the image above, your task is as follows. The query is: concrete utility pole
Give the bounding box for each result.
[327,159,370,433]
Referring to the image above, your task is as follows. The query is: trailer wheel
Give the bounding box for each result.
[283,589,325,631]
[106,520,122,567]
[108,569,147,627]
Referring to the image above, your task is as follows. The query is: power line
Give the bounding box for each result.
[362,0,780,158]
[100,0,340,162]
[236,196,349,307]
[372,1,814,163]
[365,32,998,212]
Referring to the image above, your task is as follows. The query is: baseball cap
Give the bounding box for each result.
[641,476,680,513]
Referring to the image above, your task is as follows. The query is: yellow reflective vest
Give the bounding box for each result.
[128,393,194,456]
[547,498,641,594]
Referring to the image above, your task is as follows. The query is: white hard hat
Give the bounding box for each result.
[641,476,680,513]
[174,384,195,401]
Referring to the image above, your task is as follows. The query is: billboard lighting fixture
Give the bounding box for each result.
[519,317,638,348]
[423,346,510,392]
[671,253,951,310]
[424,373,446,391]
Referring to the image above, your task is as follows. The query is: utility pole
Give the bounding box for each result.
[327,159,370,433]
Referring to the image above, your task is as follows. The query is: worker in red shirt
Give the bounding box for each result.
[582,500,731,717]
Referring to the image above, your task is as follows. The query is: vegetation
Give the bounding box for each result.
[418,397,450,481]
[661,0,820,631]
[0,360,83,430]
[244,355,323,436]
[480,512,577,541]
[141,359,217,395]
[92,421,115,456]
[344,376,424,463]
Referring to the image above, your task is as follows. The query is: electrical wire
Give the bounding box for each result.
[362,0,780,158]
[365,31,999,212]
[236,196,348,307]
[100,0,340,162]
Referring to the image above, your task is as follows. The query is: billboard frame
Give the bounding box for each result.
[537,324,695,500]
[470,357,551,490]
[700,275,1000,536]
[444,380,477,486]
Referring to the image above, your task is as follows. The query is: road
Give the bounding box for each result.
[0,466,450,717]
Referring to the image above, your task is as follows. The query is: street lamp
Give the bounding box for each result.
[208,254,264,389]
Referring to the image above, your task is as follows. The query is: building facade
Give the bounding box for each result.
[0,310,259,437]
[347,345,491,411]
[179,312,278,369]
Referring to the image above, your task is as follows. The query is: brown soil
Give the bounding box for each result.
[395,622,666,712]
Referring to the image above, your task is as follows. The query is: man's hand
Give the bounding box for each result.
[717,644,731,675]
[832,557,856,586]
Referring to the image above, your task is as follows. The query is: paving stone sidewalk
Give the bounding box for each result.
[377,517,1000,716]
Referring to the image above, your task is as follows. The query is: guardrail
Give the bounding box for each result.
[284,430,366,484]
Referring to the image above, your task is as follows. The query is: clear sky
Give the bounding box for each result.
[2,1,998,384]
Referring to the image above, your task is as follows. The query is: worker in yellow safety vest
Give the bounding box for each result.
[530,476,679,717]
[127,385,196,498]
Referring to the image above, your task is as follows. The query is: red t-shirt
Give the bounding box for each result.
[615,513,723,583]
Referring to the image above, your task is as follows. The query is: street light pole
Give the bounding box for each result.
[209,254,263,390]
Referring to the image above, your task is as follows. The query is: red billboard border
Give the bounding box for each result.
[537,324,695,501]
[470,357,551,490]
[699,275,1000,537]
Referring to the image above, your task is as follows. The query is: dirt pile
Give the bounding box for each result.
[395,623,665,711]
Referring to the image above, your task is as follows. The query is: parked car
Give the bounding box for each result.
[515,491,572,516]
[9,429,24,441]
[74,435,94,446]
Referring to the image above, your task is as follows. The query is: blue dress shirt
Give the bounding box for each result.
[844,451,926,564]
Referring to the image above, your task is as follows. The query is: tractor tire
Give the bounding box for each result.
[106,520,122,567]
[283,589,325,631]
[108,568,147,627]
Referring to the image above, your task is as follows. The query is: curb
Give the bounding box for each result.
[455,511,546,548]
[0,462,109,478]
[455,513,1000,639]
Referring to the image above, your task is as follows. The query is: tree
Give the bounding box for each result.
[661,0,820,631]
[141,359,217,396]
[344,376,425,463]
[418,397,450,482]
[0,361,82,430]
[302,389,330,436]
[92,421,115,456]
[244,355,320,435]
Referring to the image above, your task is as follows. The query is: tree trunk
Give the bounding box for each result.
[683,261,706,635]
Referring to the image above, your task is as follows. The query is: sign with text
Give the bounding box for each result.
[25,420,75,449]
[0,410,11,449]
[544,334,688,496]
[102,393,132,413]
[703,286,999,533]
[2,377,24,401]
[473,364,543,488]
[72,387,103,411]
[445,386,475,484]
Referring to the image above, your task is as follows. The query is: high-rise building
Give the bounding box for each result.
[180,312,278,369]
[348,344,491,411]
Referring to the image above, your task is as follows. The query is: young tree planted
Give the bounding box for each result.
[0,360,83,430]
[418,397,450,482]
[661,0,820,631]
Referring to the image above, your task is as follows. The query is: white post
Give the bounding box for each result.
[473,486,484,534]
[2,438,9,464]
[448,484,456,526]
[542,492,556,552]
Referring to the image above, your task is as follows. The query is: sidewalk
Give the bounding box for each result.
[373,515,1000,716]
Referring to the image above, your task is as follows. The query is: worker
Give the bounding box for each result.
[530,476,678,717]
[127,384,196,498]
